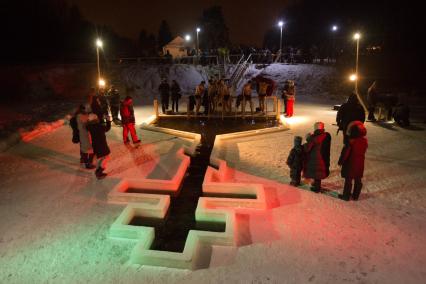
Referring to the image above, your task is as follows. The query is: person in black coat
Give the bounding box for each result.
[170,80,181,113]
[393,103,410,127]
[367,81,378,121]
[86,114,111,179]
[336,93,365,144]
[286,136,304,186]
[158,79,170,114]
[91,88,110,122]
[107,85,121,124]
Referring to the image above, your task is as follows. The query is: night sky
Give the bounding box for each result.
[70,0,294,46]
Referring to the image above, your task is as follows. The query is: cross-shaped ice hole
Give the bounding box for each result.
[108,117,279,269]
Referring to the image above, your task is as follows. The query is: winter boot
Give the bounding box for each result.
[310,179,321,193]
[85,154,96,169]
[339,178,352,201]
[352,179,363,201]
[80,151,85,164]
[95,167,107,179]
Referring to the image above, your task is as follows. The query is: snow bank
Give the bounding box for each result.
[114,63,346,105]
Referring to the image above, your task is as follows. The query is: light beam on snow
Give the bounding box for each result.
[280,115,309,126]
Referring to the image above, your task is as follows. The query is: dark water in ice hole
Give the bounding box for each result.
[128,117,279,252]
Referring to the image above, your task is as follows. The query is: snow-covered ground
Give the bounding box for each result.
[1,63,425,283]
[0,94,425,283]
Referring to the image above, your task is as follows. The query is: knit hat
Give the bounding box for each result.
[314,121,325,131]
[346,121,367,138]
[294,136,302,146]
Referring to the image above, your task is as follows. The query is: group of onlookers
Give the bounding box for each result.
[70,86,140,179]
[367,81,410,126]
[158,79,182,114]
[184,78,297,117]
[286,92,368,201]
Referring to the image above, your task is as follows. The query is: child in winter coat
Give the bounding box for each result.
[120,96,140,144]
[338,121,368,201]
[303,122,331,192]
[286,136,304,186]
[86,114,111,179]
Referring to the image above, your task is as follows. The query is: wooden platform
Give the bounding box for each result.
[158,112,279,119]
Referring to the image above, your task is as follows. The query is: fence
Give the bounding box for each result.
[153,95,281,120]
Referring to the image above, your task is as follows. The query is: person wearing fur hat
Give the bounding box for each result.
[120,96,140,144]
[286,136,304,186]
[338,121,368,201]
[303,122,331,192]
[336,93,365,144]
[86,114,111,179]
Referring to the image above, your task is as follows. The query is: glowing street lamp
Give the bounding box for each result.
[95,38,103,81]
[98,78,106,88]
[196,28,201,57]
[278,21,284,62]
[353,32,361,93]
[349,74,357,81]
[185,34,191,41]
[332,25,338,32]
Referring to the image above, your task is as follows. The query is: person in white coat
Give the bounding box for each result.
[76,104,95,169]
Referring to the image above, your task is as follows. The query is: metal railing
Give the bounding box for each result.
[153,95,280,121]
[230,54,252,88]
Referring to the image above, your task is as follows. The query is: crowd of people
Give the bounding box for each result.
[156,77,298,117]
[70,79,374,201]
[286,92,368,201]
[70,86,140,179]
[367,81,410,126]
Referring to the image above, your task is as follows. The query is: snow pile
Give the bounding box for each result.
[115,64,219,102]
[115,63,345,104]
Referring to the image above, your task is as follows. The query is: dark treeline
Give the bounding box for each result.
[1,0,424,90]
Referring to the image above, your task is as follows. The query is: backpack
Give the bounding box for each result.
[70,116,80,144]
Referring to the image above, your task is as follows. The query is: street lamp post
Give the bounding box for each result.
[278,21,284,62]
[331,25,338,62]
[353,32,361,93]
[196,28,200,57]
[96,38,103,81]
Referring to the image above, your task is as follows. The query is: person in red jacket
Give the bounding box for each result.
[338,121,368,201]
[120,96,140,144]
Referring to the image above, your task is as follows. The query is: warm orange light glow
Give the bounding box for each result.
[98,79,106,87]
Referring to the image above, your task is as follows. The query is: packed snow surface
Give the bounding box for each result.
[0,64,425,283]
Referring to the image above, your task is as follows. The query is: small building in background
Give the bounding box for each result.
[162,36,194,58]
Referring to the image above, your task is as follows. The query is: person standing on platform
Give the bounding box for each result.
[258,81,268,113]
[285,80,296,117]
[158,79,170,114]
[195,81,205,115]
[241,80,254,115]
[170,80,181,113]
